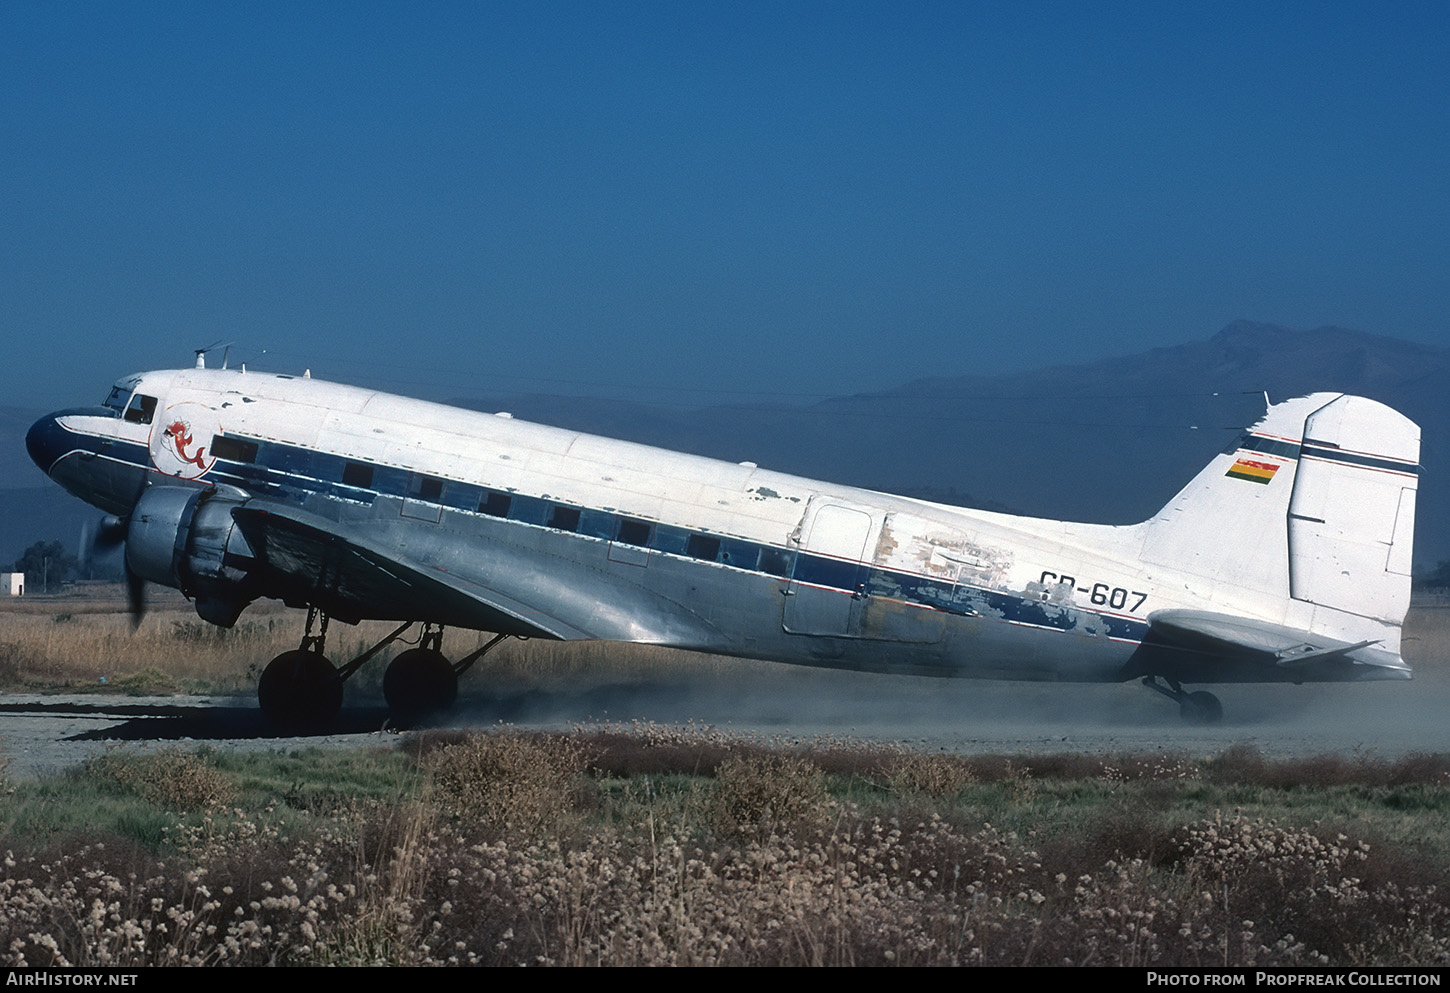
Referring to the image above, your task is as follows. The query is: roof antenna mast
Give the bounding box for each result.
[193,340,232,370]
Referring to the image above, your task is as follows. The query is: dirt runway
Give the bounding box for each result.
[2,640,1445,780]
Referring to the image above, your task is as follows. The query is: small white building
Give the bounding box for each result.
[2,573,23,596]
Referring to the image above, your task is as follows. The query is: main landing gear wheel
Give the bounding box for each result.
[384,647,458,724]
[258,649,344,729]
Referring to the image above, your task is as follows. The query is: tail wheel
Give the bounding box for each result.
[384,647,458,723]
[1180,690,1224,725]
[258,649,344,729]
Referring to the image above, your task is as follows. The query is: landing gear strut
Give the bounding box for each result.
[1142,675,1224,724]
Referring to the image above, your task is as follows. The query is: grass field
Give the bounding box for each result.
[1,595,1448,966]
[1,727,1448,966]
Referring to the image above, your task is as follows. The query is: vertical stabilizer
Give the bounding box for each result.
[1138,393,1420,630]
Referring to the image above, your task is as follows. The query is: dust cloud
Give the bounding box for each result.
[445,607,1450,760]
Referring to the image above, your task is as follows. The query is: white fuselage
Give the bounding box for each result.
[30,368,1416,686]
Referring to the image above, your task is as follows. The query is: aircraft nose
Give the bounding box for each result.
[26,413,67,476]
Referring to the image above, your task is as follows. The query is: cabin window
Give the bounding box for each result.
[409,474,445,502]
[212,435,259,464]
[686,534,721,561]
[578,510,613,538]
[650,525,690,556]
[102,387,130,413]
[548,505,581,532]
[758,546,796,577]
[343,462,374,488]
[720,538,757,568]
[480,491,512,517]
[124,394,157,425]
[616,517,653,547]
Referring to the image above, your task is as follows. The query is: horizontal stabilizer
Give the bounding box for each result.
[1148,609,1410,677]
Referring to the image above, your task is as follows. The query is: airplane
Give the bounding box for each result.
[25,359,1420,727]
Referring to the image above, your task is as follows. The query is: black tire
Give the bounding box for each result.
[1180,690,1224,725]
[258,649,344,729]
[383,648,458,724]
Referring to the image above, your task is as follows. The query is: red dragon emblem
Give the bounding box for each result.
[164,420,209,470]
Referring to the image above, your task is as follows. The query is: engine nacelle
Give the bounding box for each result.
[125,485,258,627]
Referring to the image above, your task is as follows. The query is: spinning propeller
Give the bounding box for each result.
[80,513,147,628]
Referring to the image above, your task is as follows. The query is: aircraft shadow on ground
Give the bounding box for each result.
[0,701,392,741]
[0,681,816,742]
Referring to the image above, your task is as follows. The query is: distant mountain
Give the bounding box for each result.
[3,323,1447,572]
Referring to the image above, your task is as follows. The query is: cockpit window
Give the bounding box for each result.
[123,394,158,425]
[103,387,130,413]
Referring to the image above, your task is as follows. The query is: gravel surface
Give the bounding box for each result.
[3,651,1445,780]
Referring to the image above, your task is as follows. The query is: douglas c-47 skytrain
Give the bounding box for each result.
[26,359,1420,727]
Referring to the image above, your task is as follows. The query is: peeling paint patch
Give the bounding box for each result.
[754,486,781,499]
[1070,610,1109,637]
[876,513,1012,590]
[875,520,901,560]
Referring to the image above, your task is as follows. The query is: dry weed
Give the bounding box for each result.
[886,751,975,798]
[1167,812,1450,966]
[5,718,1450,966]
[84,747,235,811]
[711,753,830,837]
[420,731,589,838]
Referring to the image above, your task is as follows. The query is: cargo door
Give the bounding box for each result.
[783,500,876,636]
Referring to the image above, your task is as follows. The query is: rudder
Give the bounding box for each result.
[1138,392,1420,629]
[1286,395,1419,623]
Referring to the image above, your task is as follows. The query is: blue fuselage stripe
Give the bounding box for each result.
[53,425,1150,644]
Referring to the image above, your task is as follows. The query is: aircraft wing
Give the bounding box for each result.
[229,503,588,639]
[1146,609,1410,676]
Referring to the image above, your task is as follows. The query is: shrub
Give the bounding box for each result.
[420,731,588,838]
[711,753,829,837]
[83,748,235,811]
[886,751,975,798]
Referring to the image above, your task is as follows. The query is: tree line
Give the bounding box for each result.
[9,540,121,592]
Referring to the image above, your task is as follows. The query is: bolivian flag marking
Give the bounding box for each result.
[1226,458,1280,484]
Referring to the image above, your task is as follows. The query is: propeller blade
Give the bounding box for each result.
[124,562,146,629]
[80,515,128,578]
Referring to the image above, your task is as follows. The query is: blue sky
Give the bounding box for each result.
[4,1,1447,410]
